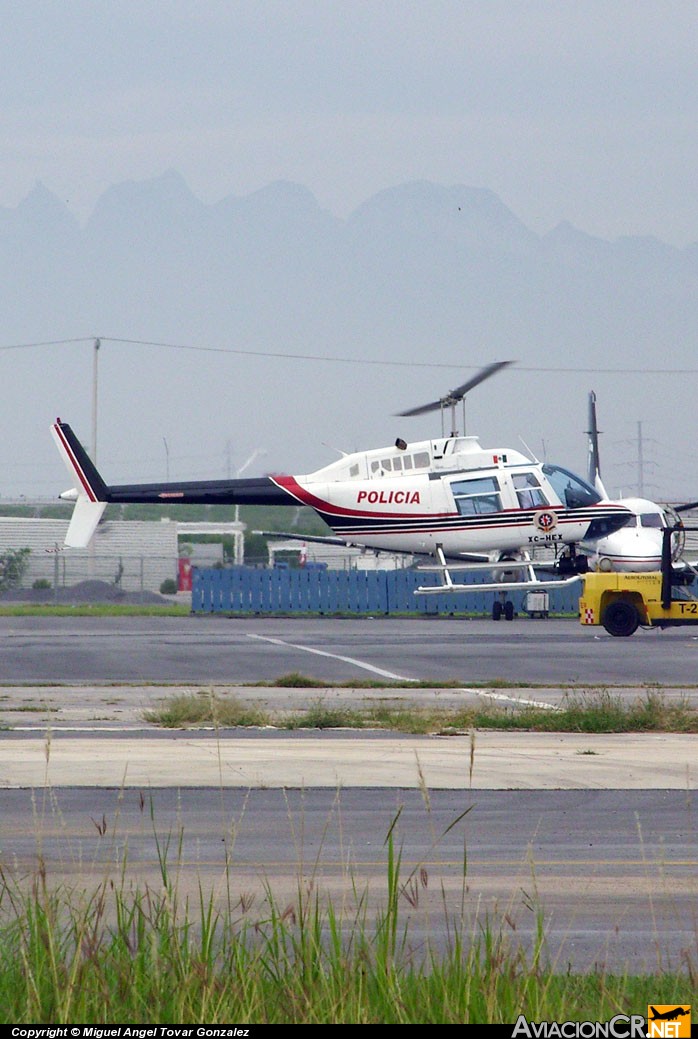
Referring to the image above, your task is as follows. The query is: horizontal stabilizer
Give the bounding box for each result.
[64,496,107,548]
[254,530,351,547]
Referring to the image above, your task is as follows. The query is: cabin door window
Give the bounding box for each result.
[450,476,502,515]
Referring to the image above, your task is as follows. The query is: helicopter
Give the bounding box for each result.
[51,362,632,612]
[581,390,698,573]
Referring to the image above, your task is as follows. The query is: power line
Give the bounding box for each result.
[0,337,94,351]
[99,338,698,373]
[2,333,698,374]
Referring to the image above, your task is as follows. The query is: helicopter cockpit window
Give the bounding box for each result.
[542,464,601,508]
[513,472,549,509]
[413,452,430,469]
[451,476,502,516]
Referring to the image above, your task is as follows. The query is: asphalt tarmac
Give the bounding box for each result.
[0,614,695,973]
[2,614,698,684]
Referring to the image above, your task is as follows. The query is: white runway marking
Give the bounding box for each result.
[474,690,560,710]
[246,633,418,682]
[246,635,559,707]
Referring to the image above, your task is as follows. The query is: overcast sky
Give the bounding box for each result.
[2,1,698,505]
[3,0,698,245]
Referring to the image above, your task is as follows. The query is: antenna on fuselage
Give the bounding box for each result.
[395,360,515,437]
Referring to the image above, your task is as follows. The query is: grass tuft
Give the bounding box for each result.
[273,672,329,688]
[143,691,267,729]
[0,814,693,1024]
[142,689,698,734]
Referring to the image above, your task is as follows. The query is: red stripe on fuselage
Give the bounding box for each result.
[53,423,97,502]
[269,476,627,531]
[268,475,447,519]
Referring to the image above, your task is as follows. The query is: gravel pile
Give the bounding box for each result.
[1,579,172,605]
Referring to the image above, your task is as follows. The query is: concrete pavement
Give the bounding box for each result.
[0,730,695,789]
[0,683,694,790]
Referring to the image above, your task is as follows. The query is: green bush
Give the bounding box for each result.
[0,547,30,590]
[159,578,177,595]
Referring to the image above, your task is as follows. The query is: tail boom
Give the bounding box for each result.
[51,419,296,547]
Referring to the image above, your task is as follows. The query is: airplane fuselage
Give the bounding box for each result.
[581,497,666,572]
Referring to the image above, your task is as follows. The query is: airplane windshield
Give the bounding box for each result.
[542,464,602,508]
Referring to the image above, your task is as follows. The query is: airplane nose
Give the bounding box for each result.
[585,511,633,541]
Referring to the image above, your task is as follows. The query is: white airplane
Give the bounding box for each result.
[51,363,632,611]
[582,391,697,573]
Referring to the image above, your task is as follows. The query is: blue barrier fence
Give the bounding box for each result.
[192,567,582,615]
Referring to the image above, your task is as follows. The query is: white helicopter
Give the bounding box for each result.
[51,362,632,613]
[582,390,698,573]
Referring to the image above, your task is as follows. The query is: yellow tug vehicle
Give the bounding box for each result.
[579,525,698,636]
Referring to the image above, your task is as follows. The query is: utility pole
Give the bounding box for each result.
[89,337,100,581]
[91,337,100,462]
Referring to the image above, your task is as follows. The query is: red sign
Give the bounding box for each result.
[178,557,192,592]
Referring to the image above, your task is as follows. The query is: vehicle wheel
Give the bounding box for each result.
[602,600,639,637]
[492,601,502,621]
[504,600,514,621]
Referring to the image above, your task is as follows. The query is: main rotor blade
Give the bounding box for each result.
[446,360,514,401]
[395,360,514,417]
[396,396,447,417]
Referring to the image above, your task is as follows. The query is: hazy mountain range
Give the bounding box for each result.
[1,172,696,501]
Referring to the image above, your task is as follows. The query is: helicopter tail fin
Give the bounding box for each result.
[51,419,109,547]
